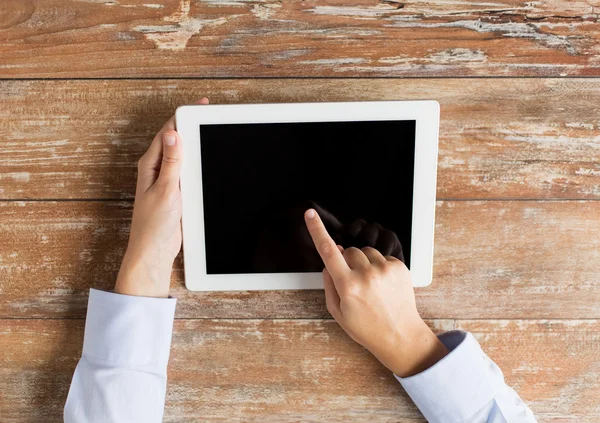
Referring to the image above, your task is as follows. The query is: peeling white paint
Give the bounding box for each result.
[523,207,541,219]
[251,3,281,20]
[575,168,600,176]
[566,122,595,130]
[428,48,487,64]
[378,55,411,64]
[336,63,476,73]
[200,0,264,5]
[133,0,233,50]
[0,172,31,183]
[276,28,382,38]
[504,133,600,146]
[269,49,312,61]
[300,58,369,66]
[373,48,485,67]
[388,19,578,54]
[116,32,136,41]
[308,5,398,18]
[24,139,69,147]
[438,156,466,169]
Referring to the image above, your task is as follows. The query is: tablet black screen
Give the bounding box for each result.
[200,120,416,274]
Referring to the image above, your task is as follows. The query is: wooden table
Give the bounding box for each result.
[1,1,599,421]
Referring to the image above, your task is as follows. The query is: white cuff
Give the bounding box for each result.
[82,289,177,367]
[396,331,504,423]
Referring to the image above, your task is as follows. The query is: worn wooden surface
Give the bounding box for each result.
[2,200,600,320]
[2,79,600,200]
[1,319,599,422]
[1,0,600,77]
[2,0,600,421]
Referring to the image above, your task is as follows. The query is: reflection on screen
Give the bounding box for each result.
[200,120,416,274]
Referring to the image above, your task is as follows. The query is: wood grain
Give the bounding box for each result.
[2,0,598,420]
[0,0,599,78]
[1,318,598,422]
[2,78,600,200]
[2,200,599,320]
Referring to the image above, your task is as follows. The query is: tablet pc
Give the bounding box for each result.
[176,101,439,290]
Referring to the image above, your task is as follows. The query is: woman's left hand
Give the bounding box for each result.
[115,98,209,297]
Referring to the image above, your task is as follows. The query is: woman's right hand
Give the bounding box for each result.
[304,208,448,378]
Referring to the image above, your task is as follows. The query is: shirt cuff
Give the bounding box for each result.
[82,289,177,367]
[395,331,504,423]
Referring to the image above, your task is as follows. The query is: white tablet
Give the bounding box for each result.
[176,101,439,291]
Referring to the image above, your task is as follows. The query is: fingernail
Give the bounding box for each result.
[306,209,316,219]
[164,133,176,146]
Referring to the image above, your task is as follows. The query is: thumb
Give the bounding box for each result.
[323,268,341,319]
[157,131,182,187]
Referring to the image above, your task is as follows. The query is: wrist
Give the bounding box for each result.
[389,319,449,378]
[115,251,172,298]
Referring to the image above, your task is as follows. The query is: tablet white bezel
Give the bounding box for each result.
[176,101,439,291]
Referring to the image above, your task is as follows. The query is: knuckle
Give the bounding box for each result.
[382,259,394,269]
[344,282,362,298]
[363,268,378,282]
[137,155,148,169]
[318,241,334,256]
[381,262,395,275]
[162,155,179,165]
[384,258,406,274]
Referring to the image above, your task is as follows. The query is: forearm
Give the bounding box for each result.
[396,331,537,423]
[64,289,176,423]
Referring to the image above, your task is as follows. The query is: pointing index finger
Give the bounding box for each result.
[305,209,350,279]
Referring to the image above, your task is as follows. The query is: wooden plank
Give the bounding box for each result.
[2,200,599,319]
[2,78,600,200]
[456,320,600,420]
[0,0,599,78]
[0,319,598,421]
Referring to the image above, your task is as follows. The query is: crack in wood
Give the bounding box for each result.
[380,0,404,9]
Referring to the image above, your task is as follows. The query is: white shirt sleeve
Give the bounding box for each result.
[65,290,535,423]
[396,330,537,423]
[64,289,177,423]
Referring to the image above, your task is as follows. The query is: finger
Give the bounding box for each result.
[305,209,350,279]
[137,98,210,192]
[156,130,183,187]
[358,223,378,247]
[137,126,174,193]
[323,269,341,318]
[346,218,366,238]
[384,255,401,263]
[343,247,370,270]
[392,243,405,263]
[137,131,168,192]
[361,247,387,265]
[376,229,396,256]
[311,202,344,232]
[337,244,344,253]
